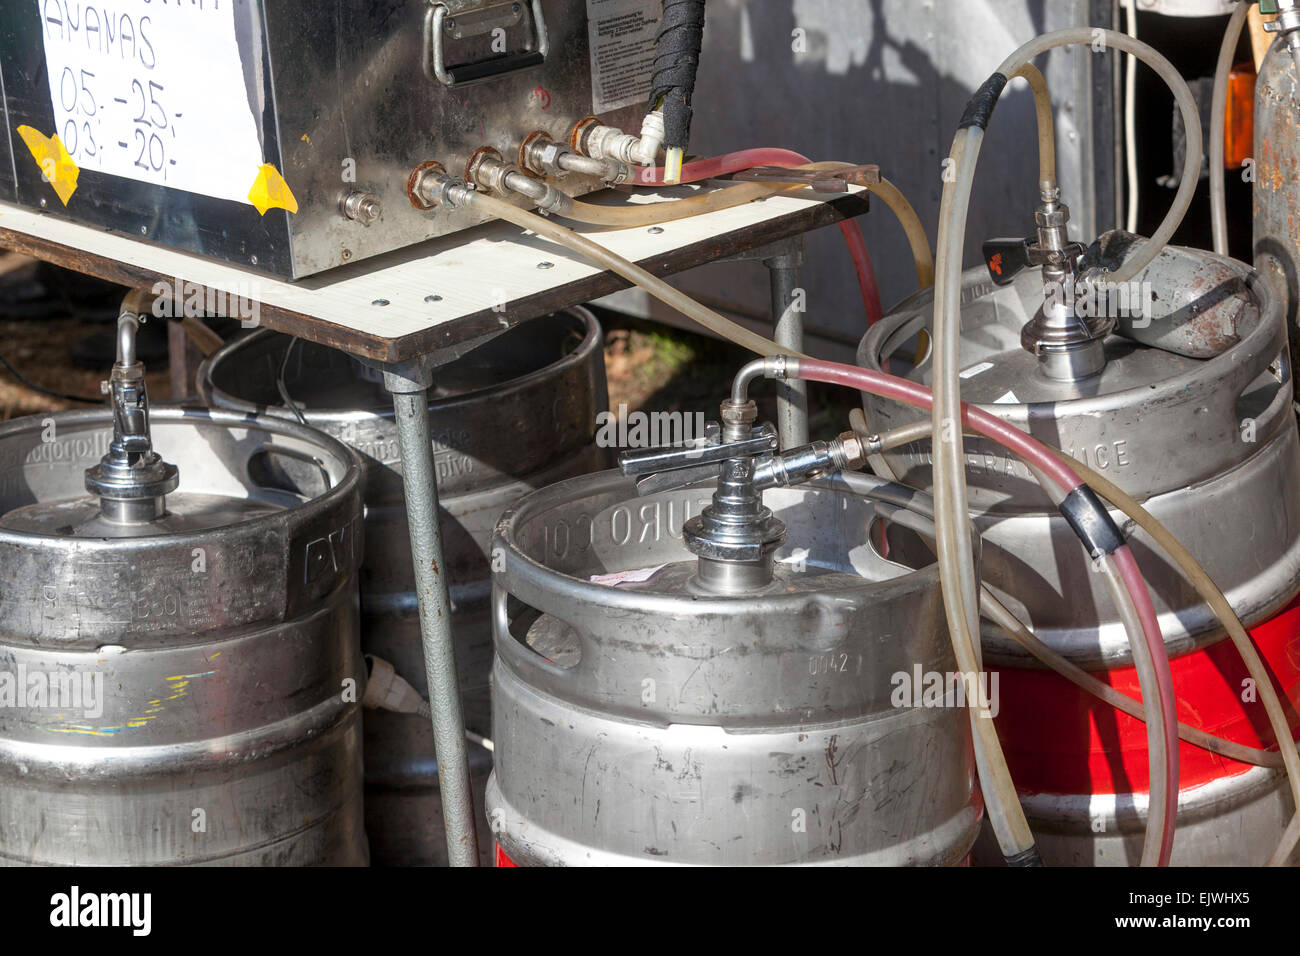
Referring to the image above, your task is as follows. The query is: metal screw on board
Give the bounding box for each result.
[538,261,554,269]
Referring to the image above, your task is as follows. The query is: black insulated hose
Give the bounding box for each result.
[648,0,707,151]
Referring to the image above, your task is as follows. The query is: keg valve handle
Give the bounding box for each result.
[85,297,179,524]
[617,419,779,497]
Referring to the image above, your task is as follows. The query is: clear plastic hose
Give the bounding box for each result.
[1010,63,1058,187]
[993,29,1203,286]
[930,131,1013,849]
[928,27,1202,864]
[830,469,1293,846]
[1210,1,1251,255]
[1106,547,1175,867]
[519,156,889,323]
[1068,456,1300,867]
[637,148,933,294]
[463,191,809,359]
[859,413,1276,772]
[464,166,1297,863]
[1123,0,1140,233]
[864,411,1300,864]
[547,180,786,227]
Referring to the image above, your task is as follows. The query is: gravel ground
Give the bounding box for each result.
[594,305,860,439]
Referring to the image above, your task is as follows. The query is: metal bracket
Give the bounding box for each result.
[424,0,549,87]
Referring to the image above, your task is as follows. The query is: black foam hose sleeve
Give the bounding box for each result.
[1059,485,1126,559]
[1005,846,1045,867]
[958,72,1009,131]
[648,0,706,150]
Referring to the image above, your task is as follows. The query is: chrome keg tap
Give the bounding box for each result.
[618,384,867,594]
[84,297,179,524]
[982,182,1114,381]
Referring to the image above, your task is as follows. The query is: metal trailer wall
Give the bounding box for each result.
[598,0,1118,358]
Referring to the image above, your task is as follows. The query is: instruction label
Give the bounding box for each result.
[37,0,264,205]
[586,0,660,113]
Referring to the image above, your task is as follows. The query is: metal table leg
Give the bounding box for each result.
[383,363,480,867]
[764,245,809,448]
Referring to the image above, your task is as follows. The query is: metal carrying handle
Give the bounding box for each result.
[491,579,595,692]
[424,0,549,87]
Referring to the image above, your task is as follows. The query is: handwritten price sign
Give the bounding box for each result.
[38,0,265,206]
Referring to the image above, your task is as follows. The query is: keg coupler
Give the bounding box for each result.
[983,183,1114,382]
[618,374,868,594]
[83,303,179,524]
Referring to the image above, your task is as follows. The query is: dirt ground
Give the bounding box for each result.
[595,306,859,436]
[0,251,857,437]
[0,253,170,419]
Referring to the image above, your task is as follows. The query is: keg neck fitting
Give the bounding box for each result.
[618,394,867,595]
[85,305,179,524]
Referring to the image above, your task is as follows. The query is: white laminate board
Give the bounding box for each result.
[0,184,861,343]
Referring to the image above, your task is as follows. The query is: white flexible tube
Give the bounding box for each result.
[455,145,1219,864]
[930,131,1035,858]
[1271,812,1300,865]
[1123,0,1140,233]
[993,30,1203,286]
[930,27,1202,866]
[1210,1,1251,255]
[834,469,1295,863]
[1018,459,1172,867]
[1100,553,1171,867]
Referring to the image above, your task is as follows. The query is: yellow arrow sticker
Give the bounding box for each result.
[16,126,79,206]
[247,163,299,215]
